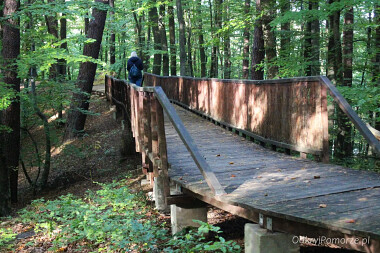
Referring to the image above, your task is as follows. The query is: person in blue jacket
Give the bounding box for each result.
[127,51,144,86]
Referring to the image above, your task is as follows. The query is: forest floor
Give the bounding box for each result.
[0,84,360,252]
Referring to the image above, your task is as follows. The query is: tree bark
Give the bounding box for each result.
[251,0,264,80]
[109,0,116,65]
[280,0,290,62]
[262,0,278,79]
[168,1,176,75]
[177,0,188,76]
[242,0,250,79]
[1,0,21,204]
[374,4,380,130]
[150,1,162,75]
[223,1,231,79]
[197,0,206,77]
[159,4,169,76]
[45,0,59,79]
[64,0,108,140]
[310,0,320,75]
[343,6,353,86]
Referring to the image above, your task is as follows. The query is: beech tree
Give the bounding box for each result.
[64,0,109,140]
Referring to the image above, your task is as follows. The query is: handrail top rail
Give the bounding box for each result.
[145,73,324,85]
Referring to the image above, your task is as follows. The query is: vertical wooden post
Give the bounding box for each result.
[151,94,159,178]
[156,96,171,201]
[143,92,153,183]
[321,83,330,163]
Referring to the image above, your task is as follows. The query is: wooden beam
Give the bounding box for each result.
[320,76,380,154]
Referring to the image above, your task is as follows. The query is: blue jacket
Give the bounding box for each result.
[127,57,144,78]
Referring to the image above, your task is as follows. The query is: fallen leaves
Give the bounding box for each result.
[229,162,234,165]
[314,175,321,179]
[346,219,356,223]
[319,204,327,208]
[230,174,236,178]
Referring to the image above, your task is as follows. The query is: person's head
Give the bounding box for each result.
[131,51,138,58]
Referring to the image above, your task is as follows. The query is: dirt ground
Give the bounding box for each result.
[8,90,360,253]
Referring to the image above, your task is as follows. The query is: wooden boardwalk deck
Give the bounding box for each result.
[165,104,380,250]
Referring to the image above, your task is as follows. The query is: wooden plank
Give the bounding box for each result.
[154,87,226,196]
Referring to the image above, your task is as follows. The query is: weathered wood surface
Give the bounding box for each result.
[144,73,329,159]
[165,104,380,243]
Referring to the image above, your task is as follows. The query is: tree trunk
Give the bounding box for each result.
[310,0,320,75]
[187,20,194,77]
[45,0,59,79]
[177,0,187,76]
[223,1,231,79]
[262,0,278,79]
[109,0,116,65]
[374,4,380,130]
[149,2,162,75]
[64,0,108,140]
[159,4,169,76]
[251,0,264,80]
[197,0,206,77]
[343,6,353,86]
[168,1,176,75]
[280,0,290,62]
[242,0,250,79]
[1,0,21,204]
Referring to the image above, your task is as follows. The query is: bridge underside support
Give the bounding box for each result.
[170,203,208,235]
[245,223,299,253]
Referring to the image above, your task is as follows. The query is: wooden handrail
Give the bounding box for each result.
[154,87,226,196]
[319,76,380,154]
[105,75,226,196]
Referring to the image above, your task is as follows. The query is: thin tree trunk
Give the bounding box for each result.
[45,0,59,79]
[168,1,176,75]
[58,5,67,121]
[280,0,290,62]
[262,0,278,79]
[177,0,187,76]
[1,0,20,204]
[159,4,169,76]
[223,1,231,79]
[251,0,264,80]
[85,17,89,35]
[109,0,116,65]
[209,0,217,77]
[310,0,320,75]
[187,20,194,77]
[343,6,353,86]
[197,0,206,77]
[150,3,162,75]
[64,0,108,140]
[242,0,250,79]
[374,4,380,130]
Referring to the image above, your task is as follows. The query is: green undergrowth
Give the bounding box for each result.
[0,177,241,252]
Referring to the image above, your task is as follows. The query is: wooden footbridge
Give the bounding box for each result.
[105,73,380,252]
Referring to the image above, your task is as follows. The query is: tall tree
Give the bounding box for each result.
[64,0,109,140]
[197,0,206,77]
[1,0,21,205]
[262,0,278,79]
[168,0,176,75]
[109,0,116,65]
[374,4,380,130]
[304,0,320,76]
[251,0,264,80]
[343,5,353,86]
[223,1,231,79]
[149,1,162,75]
[45,0,59,79]
[159,4,169,76]
[177,0,187,76]
[242,0,250,79]
[327,0,343,83]
[279,0,290,62]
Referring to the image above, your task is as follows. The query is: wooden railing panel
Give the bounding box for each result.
[146,74,327,157]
